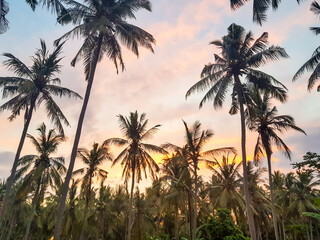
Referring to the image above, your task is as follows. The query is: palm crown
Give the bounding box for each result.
[230,0,302,25]
[0,40,81,135]
[16,123,66,203]
[106,111,166,183]
[74,142,112,193]
[186,23,289,110]
[246,88,306,161]
[56,0,155,77]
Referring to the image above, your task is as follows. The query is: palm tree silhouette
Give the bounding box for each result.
[16,123,66,240]
[53,1,156,237]
[293,1,320,92]
[163,120,236,240]
[0,40,81,219]
[186,23,289,240]
[246,88,306,240]
[73,142,112,240]
[106,111,166,240]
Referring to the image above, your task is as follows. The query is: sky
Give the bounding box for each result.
[0,0,319,189]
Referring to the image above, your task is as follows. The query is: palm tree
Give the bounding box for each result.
[106,111,166,240]
[186,23,289,240]
[53,1,156,237]
[229,0,302,25]
[163,120,236,240]
[162,152,191,240]
[293,1,320,92]
[73,142,112,240]
[15,123,66,240]
[0,40,81,220]
[246,88,306,240]
[207,155,246,224]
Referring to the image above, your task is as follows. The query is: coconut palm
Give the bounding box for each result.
[15,123,66,240]
[53,1,155,237]
[207,155,246,224]
[73,142,112,240]
[162,120,236,240]
[186,23,289,240]
[0,40,81,220]
[246,88,306,240]
[162,152,191,240]
[293,1,320,92]
[106,111,166,240]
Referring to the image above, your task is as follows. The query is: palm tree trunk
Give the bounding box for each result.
[282,220,286,240]
[127,160,136,240]
[265,151,280,240]
[309,220,313,240]
[79,173,93,240]
[234,75,257,240]
[187,190,193,239]
[192,161,198,240]
[174,201,180,240]
[0,101,35,221]
[53,34,103,240]
[24,175,42,240]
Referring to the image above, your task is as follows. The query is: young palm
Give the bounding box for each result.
[293,1,320,92]
[162,120,236,240]
[186,23,289,240]
[246,88,306,240]
[0,40,81,219]
[73,142,112,240]
[106,111,166,240]
[15,123,66,240]
[53,1,155,237]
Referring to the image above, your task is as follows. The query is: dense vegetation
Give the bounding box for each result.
[0,0,320,240]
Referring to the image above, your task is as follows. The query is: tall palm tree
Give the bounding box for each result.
[15,123,66,240]
[229,0,302,25]
[293,1,320,92]
[163,120,236,240]
[106,111,166,240]
[246,88,306,240]
[53,1,155,238]
[246,162,271,240]
[73,142,112,240]
[0,40,81,220]
[186,23,289,240]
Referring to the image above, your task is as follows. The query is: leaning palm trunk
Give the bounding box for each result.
[266,150,280,240]
[0,100,35,220]
[54,35,103,240]
[234,76,257,240]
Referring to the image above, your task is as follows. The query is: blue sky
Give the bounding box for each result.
[0,0,319,187]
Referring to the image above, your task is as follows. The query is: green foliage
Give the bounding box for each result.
[198,209,249,240]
